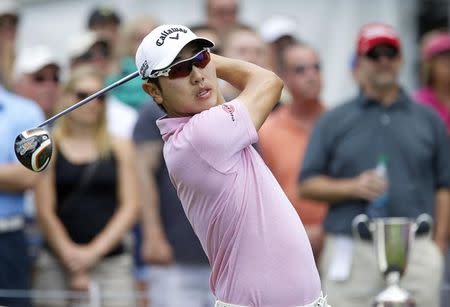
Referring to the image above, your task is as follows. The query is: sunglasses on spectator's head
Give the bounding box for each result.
[365,45,399,61]
[75,91,106,102]
[33,74,59,83]
[149,49,211,80]
[292,63,321,75]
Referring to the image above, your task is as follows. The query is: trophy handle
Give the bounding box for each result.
[412,213,433,237]
[352,214,370,240]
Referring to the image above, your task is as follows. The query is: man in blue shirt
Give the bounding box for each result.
[0,84,44,307]
[299,23,450,307]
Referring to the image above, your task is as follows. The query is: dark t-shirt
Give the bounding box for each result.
[133,103,209,264]
[300,90,450,235]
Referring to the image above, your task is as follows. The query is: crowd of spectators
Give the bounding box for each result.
[0,0,449,306]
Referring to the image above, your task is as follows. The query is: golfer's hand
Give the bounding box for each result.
[142,236,174,265]
[354,169,387,201]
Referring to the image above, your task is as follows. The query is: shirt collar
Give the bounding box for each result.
[156,115,191,141]
[359,88,410,109]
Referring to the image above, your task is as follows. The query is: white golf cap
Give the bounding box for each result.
[0,0,18,16]
[13,45,59,79]
[135,24,214,79]
[260,15,297,43]
[67,31,109,60]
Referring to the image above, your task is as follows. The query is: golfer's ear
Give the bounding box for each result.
[142,82,163,104]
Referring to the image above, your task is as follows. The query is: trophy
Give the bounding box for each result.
[352,214,432,307]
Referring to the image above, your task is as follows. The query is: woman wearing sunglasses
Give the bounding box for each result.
[136,24,326,307]
[32,65,140,307]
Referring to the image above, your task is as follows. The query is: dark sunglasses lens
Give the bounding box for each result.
[367,47,398,61]
[76,92,105,102]
[294,63,320,74]
[76,92,89,100]
[295,65,306,74]
[194,50,210,69]
[168,61,192,79]
[33,75,59,83]
[168,50,210,79]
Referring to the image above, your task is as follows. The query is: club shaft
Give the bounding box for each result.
[38,71,140,128]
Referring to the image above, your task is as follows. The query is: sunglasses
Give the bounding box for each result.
[78,43,110,61]
[366,46,399,61]
[33,74,59,83]
[149,49,211,79]
[292,63,321,75]
[75,91,106,102]
[0,15,18,28]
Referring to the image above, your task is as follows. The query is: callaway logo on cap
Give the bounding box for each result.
[135,24,214,79]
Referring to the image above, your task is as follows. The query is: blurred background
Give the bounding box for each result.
[1,0,450,306]
[16,0,450,107]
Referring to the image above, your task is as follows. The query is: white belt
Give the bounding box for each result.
[0,216,24,233]
[215,292,329,307]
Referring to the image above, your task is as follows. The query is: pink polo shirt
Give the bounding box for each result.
[156,100,321,307]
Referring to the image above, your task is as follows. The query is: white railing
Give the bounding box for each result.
[0,281,148,306]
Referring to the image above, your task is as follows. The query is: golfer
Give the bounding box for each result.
[136,24,326,307]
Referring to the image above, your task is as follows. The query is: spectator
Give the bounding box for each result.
[33,66,140,307]
[12,45,61,119]
[68,30,112,74]
[413,29,450,307]
[106,15,158,110]
[220,24,269,100]
[259,15,298,104]
[190,24,222,55]
[414,30,450,132]
[133,102,213,307]
[260,14,298,75]
[68,31,138,140]
[258,42,327,263]
[0,69,44,307]
[0,0,19,89]
[87,5,122,57]
[298,23,450,307]
[205,0,239,35]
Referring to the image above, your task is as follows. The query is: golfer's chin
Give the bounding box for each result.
[196,92,219,110]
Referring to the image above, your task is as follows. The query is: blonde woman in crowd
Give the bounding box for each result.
[33,65,140,307]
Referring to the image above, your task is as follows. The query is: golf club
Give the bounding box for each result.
[14,70,140,172]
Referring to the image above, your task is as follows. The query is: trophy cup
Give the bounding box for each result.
[352,214,432,307]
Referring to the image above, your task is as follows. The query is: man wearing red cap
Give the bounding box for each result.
[299,23,450,307]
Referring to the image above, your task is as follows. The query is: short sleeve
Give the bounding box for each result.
[184,99,257,172]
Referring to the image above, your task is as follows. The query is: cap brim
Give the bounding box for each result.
[153,37,214,71]
[360,37,400,55]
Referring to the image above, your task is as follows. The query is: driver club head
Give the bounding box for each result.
[14,128,53,172]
